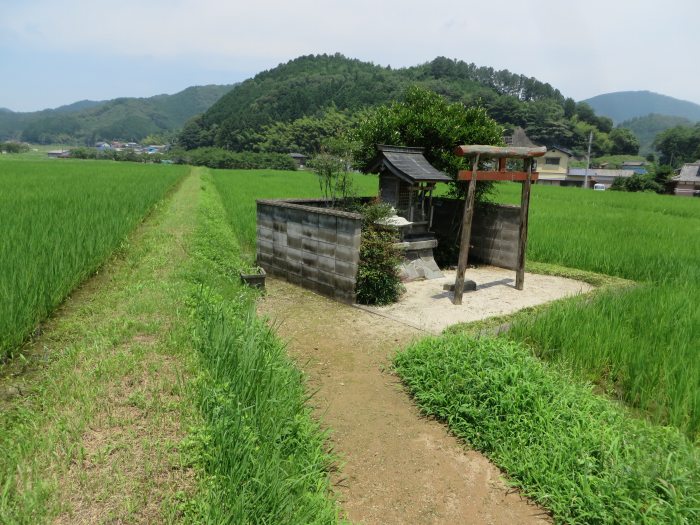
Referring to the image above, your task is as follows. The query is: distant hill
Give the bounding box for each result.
[583,91,700,124]
[188,53,616,153]
[0,85,233,144]
[52,100,106,113]
[618,113,695,155]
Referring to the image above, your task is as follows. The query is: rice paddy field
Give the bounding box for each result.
[0,159,186,358]
[492,183,700,440]
[1,160,698,523]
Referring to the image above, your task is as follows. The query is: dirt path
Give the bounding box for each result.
[258,279,551,525]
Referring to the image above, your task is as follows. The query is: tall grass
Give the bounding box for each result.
[493,184,700,439]
[182,169,341,523]
[394,335,699,524]
[0,160,186,357]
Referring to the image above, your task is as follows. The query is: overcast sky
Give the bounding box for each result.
[1,0,698,112]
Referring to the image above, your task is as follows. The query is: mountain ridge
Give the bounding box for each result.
[582,90,700,124]
[0,84,234,144]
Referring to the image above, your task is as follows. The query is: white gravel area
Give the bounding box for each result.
[358,266,593,334]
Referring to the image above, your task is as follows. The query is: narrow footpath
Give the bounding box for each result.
[259,279,551,525]
[1,170,200,524]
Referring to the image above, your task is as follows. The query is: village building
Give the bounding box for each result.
[288,152,308,169]
[673,161,700,196]
[535,146,573,185]
[567,168,635,189]
[621,160,647,174]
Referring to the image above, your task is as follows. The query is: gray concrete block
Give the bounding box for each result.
[273,221,287,233]
[302,224,319,239]
[334,288,356,304]
[302,253,319,268]
[317,241,336,258]
[272,244,287,259]
[287,208,305,225]
[257,252,273,268]
[302,265,319,281]
[287,221,303,237]
[334,274,356,293]
[302,237,319,253]
[273,206,288,223]
[317,227,337,244]
[272,231,287,246]
[335,244,358,263]
[257,238,273,255]
[335,259,357,279]
[287,235,302,250]
[257,225,273,241]
[316,269,334,286]
[257,213,273,230]
[317,255,335,273]
[337,216,360,235]
[314,281,336,298]
[302,211,319,227]
[288,273,302,286]
[319,214,337,231]
[286,247,302,263]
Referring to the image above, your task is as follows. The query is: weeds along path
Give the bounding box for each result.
[0,169,200,524]
[258,279,551,525]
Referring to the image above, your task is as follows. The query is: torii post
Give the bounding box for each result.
[451,145,547,305]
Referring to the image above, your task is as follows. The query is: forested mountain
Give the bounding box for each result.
[583,91,700,124]
[618,114,695,156]
[0,85,233,144]
[181,54,618,157]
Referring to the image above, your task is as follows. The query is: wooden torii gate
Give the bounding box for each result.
[452,145,547,305]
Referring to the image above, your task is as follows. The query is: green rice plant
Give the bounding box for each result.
[394,335,700,524]
[0,159,185,358]
[492,183,700,439]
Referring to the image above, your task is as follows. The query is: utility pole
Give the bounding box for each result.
[583,130,593,189]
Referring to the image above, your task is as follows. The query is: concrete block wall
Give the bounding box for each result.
[431,198,521,270]
[470,205,520,270]
[256,199,362,303]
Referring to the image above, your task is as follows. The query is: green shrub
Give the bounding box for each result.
[355,202,403,305]
[0,142,30,154]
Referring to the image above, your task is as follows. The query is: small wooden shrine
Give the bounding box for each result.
[369,145,451,229]
[451,144,546,304]
[367,145,452,280]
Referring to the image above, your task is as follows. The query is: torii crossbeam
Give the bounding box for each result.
[451,144,546,305]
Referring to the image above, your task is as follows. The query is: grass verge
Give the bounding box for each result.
[179,169,341,523]
[394,335,699,524]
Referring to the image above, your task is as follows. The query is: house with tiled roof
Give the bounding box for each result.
[673,161,700,196]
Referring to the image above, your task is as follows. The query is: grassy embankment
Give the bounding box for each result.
[394,183,699,523]
[180,169,345,523]
[0,159,186,358]
[395,336,699,524]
